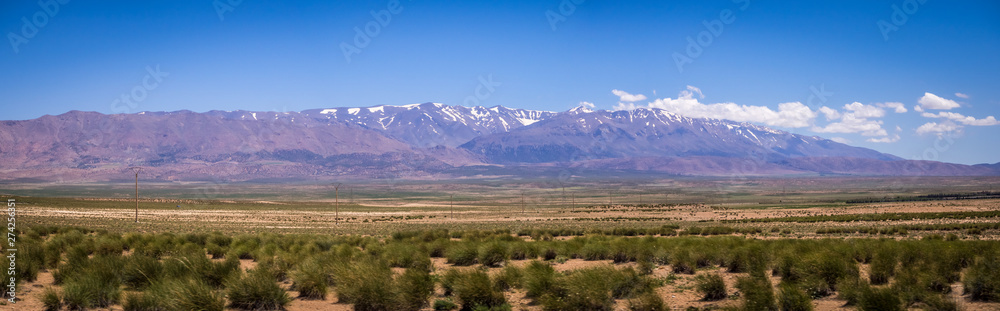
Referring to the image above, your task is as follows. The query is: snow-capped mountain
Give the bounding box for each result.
[302,103,557,148]
[460,107,899,163]
[0,103,993,182]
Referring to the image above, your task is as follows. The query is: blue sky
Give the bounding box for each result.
[2,0,998,164]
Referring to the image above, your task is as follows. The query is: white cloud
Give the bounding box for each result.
[920,111,1000,126]
[914,105,924,112]
[830,137,851,144]
[843,102,886,118]
[811,113,887,136]
[877,102,907,113]
[613,102,638,111]
[612,89,647,102]
[915,122,962,135]
[955,92,969,99]
[578,101,595,109]
[916,121,962,135]
[818,106,841,120]
[685,85,704,99]
[917,92,960,110]
[867,134,900,143]
[619,87,818,128]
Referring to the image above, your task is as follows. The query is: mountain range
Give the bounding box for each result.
[0,103,995,182]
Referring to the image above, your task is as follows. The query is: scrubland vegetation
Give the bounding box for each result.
[10,224,1000,310]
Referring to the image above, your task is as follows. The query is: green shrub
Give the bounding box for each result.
[168,279,225,311]
[428,239,449,258]
[509,242,537,260]
[523,261,558,299]
[607,266,654,299]
[163,253,239,288]
[637,258,655,275]
[396,268,434,311]
[230,244,256,260]
[777,283,812,311]
[611,238,639,263]
[122,291,162,311]
[384,242,431,269]
[226,268,291,310]
[122,254,164,290]
[541,267,614,311]
[836,276,865,306]
[811,254,856,291]
[447,243,479,266]
[868,247,897,285]
[727,248,749,273]
[94,235,124,256]
[776,254,804,283]
[493,265,523,291]
[207,233,232,247]
[858,286,901,311]
[964,255,1000,301]
[695,273,727,301]
[736,276,776,311]
[434,299,459,311]
[453,269,506,311]
[441,268,462,297]
[797,277,831,299]
[206,243,226,259]
[745,245,771,279]
[333,259,396,310]
[478,242,508,267]
[291,258,328,300]
[61,256,123,309]
[42,287,61,311]
[580,242,611,261]
[671,250,695,274]
[626,290,668,311]
[891,267,926,307]
[43,240,63,269]
[542,247,558,261]
[921,294,958,311]
[62,281,90,311]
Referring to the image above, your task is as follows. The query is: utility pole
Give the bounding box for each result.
[333,183,342,225]
[450,194,454,218]
[520,191,525,214]
[129,167,142,223]
[609,191,613,206]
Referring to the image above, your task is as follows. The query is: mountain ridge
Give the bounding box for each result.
[0,103,994,182]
